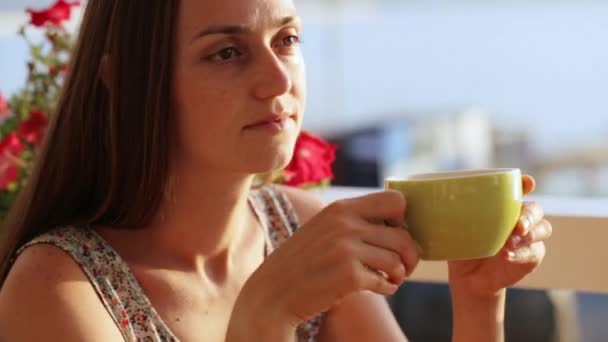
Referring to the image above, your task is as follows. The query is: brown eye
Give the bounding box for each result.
[282,35,301,47]
[207,47,242,62]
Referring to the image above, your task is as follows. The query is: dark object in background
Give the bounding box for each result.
[389,283,453,342]
[389,282,556,342]
[505,288,557,342]
[329,122,412,187]
[329,127,384,187]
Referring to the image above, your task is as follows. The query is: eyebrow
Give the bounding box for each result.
[190,16,300,44]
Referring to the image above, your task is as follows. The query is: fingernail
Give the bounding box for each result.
[521,217,530,231]
[506,250,517,260]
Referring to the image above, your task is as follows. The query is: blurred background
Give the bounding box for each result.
[296,0,608,198]
[1,0,607,341]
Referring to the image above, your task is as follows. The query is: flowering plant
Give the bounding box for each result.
[0,0,336,224]
[0,0,79,223]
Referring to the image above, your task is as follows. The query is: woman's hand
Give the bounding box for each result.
[447,175,553,298]
[228,191,419,339]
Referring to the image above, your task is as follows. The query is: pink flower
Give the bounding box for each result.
[0,133,25,190]
[26,0,80,27]
[0,91,11,120]
[283,131,337,187]
[18,110,49,146]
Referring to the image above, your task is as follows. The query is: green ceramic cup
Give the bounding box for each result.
[384,168,523,261]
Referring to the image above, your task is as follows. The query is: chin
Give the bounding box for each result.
[243,143,295,174]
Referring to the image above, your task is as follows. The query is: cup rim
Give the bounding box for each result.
[385,168,521,182]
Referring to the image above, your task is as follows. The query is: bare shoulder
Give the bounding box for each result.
[274,185,328,223]
[0,244,123,341]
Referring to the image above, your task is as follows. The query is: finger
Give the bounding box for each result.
[354,262,400,296]
[514,201,545,236]
[507,219,553,249]
[357,244,407,285]
[368,218,406,229]
[361,223,419,277]
[340,190,407,225]
[505,241,546,264]
[522,174,536,195]
[519,219,553,247]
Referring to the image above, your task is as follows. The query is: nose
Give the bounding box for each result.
[251,48,292,100]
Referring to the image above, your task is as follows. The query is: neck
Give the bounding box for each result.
[135,162,261,272]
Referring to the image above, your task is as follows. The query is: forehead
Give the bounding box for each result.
[176,0,298,35]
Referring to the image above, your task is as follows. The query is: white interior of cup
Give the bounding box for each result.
[386,168,520,182]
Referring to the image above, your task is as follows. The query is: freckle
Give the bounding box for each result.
[175,317,181,322]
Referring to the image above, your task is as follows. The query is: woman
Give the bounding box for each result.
[0,0,552,341]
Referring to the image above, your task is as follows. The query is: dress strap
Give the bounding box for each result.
[17,226,177,341]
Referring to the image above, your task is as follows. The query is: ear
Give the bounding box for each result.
[98,54,112,91]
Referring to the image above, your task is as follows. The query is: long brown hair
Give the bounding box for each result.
[0,0,179,284]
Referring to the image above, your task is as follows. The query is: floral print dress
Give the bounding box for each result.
[16,185,324,342]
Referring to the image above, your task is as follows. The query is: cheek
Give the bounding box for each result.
[173,70,239,153]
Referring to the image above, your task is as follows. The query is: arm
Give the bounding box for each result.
[451,286,506,342]
[277,185,409,342]
[0,244,124,341]
[318,291,408,342]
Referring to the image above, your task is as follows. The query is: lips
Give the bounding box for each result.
[244,114,295,129]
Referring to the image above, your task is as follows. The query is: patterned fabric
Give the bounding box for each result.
[249,186,325,341]
[16,185,323,342]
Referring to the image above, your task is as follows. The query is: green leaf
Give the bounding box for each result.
[30,45,43,60]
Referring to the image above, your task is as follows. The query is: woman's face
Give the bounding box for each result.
[172,0,306,176]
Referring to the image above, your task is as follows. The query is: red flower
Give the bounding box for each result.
[26,0,80,28]
[18,110,49,146]
[0,91,8,111]
[50,64,68,76]
[0,92,11,121]
[0,133,25,190]
[283,131,337,187]
[0,91,10,120]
